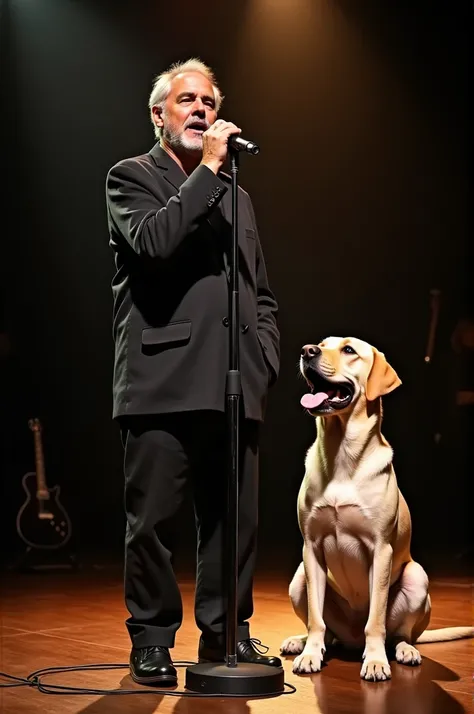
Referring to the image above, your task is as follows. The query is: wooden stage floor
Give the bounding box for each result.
[0,563,472,714]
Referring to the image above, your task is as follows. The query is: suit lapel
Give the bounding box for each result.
[148,142,188,191]
[148,144,253,282]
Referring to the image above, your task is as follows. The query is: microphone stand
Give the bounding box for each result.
[185,147,284,696]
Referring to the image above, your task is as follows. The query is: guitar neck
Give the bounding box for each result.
[424,289,441,364]
[33,430,48,495]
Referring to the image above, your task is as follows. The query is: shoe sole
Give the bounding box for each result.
[131,671,177,686]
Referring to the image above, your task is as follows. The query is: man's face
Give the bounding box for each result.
[154,72,218,154]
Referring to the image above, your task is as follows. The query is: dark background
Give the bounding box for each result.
[1,0,471,575]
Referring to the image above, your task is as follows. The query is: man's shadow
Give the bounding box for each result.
[76,673,166,714]
[171,695,252,714]
[76,670,256,714]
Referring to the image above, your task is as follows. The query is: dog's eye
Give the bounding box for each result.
[342,345,357,355]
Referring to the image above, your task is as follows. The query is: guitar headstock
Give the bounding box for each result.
[28,418,42,433]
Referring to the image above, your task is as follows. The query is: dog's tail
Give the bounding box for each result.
[415,627,474,644]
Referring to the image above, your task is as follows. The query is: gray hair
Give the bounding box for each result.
[149,58,224,139]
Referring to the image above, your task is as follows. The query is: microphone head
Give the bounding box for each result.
[228,134,260,155]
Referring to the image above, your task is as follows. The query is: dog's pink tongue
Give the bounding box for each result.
[301,392,328,409]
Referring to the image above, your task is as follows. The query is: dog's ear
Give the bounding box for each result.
[366,348,401,401]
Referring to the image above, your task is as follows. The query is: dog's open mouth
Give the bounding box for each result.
[301,367,354,414]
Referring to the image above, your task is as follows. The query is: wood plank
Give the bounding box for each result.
[0,568,471,713]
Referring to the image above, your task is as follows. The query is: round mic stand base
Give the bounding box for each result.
[185,661,285,696]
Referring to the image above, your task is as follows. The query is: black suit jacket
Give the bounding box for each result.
[105,143,280,421]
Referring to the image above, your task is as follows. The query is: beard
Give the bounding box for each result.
[162,114,209,154]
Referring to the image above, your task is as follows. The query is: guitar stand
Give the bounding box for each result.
[10,546,79,573]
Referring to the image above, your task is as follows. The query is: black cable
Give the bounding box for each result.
[0,672,32,688]
[0,664,296,698]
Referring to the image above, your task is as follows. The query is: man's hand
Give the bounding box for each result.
[201,119,241,174]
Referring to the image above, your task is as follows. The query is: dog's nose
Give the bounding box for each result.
[301,344,321,360]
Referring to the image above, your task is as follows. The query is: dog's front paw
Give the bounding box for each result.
[395,642,422,666]
[360,657,391,681]
[292,644,325,674]
[280,634,307,655]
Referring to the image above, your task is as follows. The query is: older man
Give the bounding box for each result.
[105,58,280,685]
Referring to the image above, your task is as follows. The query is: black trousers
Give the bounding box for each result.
[120,411,260,649]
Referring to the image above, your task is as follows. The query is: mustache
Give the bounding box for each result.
[184,117,210,130]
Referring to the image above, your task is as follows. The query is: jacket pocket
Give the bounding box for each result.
[141,320,192,353]
[257,331,276,386]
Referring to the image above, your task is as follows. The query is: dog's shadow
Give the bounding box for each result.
[283,647,465,714]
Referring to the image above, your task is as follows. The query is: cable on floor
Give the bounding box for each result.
[1,663,297,698]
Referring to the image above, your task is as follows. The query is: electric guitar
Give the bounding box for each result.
[16,418,72,550]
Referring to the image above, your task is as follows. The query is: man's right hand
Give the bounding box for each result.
[201,119,241,174]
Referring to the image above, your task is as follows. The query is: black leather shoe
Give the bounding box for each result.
[130,646,177,685]
[198,637,282,668]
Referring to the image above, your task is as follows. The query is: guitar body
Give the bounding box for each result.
[16,472,72,550]
[16,418,73,552]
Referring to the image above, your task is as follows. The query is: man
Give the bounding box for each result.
[105,58,281,685]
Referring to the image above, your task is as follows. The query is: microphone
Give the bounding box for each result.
[228,134,260,155]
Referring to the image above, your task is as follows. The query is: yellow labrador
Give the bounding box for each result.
[281,337,473,681]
